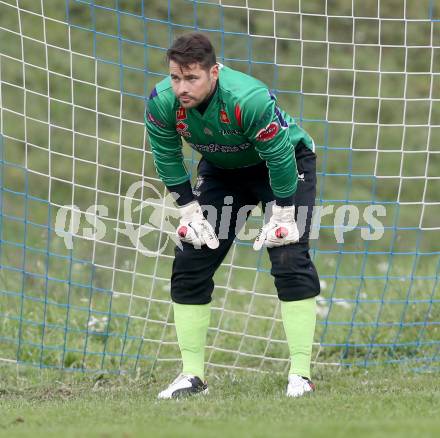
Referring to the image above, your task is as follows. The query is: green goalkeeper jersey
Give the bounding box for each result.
[145,64,314,199]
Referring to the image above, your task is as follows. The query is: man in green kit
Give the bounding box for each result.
[145,32,320,399]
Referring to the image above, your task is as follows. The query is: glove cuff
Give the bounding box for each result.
[272,205,296,222]
[179,201,203,221]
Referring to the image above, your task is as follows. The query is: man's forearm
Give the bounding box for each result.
[167,180,195,206]
[275,194,295,207]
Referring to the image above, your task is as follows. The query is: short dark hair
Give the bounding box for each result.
[166,32,216,71]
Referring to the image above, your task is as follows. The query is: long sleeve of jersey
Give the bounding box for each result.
[240,88,298,199]
[145,96,189,187]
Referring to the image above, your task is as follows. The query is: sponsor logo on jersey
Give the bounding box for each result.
[256,122,279,142]
[188,142,252,153]
[219,109,230,124]
[176,107,187,120]
[176,121,191,137]
[219,129,241,136]
[204,127,213,136]
[146,111,166,128]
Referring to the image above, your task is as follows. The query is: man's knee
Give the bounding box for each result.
[268,243,320,301]
[170,280,213,304]
[170,228,236,303]
[170,244,217,304]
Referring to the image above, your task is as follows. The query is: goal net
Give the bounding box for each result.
[0,0,439,374]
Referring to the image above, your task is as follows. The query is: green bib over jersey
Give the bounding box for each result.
[145,64,314,199]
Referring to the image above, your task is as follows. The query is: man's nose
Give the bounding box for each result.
[177,81,188,95]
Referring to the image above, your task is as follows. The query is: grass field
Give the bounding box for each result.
[1,364,439,438]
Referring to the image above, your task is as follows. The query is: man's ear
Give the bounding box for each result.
[210,63,219,80]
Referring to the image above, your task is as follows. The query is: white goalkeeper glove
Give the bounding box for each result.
[176,201,219,250]
[253,205,299,250]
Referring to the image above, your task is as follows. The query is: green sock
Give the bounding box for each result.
[173,302,210,380]
[281,297,317,379]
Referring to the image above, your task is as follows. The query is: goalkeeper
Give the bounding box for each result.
[145,32,320,399]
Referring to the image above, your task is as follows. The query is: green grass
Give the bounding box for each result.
[1,364,439,438]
